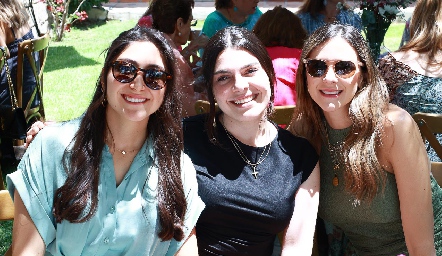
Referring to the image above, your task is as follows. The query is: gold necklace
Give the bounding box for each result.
[106,122,138,156]
[324,123,344,187]
[222,124,272,179]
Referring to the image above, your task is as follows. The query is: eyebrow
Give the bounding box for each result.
[213,62,260,75]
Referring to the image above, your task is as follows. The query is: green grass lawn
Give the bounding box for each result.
[0,20,404,253]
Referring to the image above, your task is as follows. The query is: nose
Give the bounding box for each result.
[130,71,146,91]
[322,65,338,83]
[231,75,249,92]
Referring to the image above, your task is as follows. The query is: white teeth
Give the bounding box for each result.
[321,90,340,95]
[234,95,254,104]
[125,96,146,103]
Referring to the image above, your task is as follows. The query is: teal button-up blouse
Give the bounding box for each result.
[7,117,205,256]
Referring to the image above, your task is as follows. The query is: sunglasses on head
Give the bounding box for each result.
[303,59,363,79]
[111,60,172,90]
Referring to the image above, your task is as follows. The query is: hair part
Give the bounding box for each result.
[253,6,307,48]
[54,26,187,241]
[289,23,390,201]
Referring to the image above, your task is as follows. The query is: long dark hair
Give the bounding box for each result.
[289,23,389,200]
[199,26,276,142]
[53,26,187,241]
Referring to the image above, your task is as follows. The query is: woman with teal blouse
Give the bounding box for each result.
[6,27,205,255]
[201,0,262,38]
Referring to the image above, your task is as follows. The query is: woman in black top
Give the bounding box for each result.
[183,26,320,256]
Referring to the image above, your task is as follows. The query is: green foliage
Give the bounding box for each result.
[69,0,109,14]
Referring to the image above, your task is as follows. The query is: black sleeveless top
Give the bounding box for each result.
[183,114,318,256]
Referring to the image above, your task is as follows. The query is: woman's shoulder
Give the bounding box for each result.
[382,104,417,139]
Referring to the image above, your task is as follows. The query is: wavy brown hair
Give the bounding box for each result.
[198,26,276,143]
[0,0,29,30]
[400,0,442,66]
[289,23,390,201]
[253,6,307,49]
[53,26,187,241]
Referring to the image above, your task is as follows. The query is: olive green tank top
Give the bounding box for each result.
[318,125,442,255]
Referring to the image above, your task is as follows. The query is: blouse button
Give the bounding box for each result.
[110,206,115,214]
[104,237,110,244]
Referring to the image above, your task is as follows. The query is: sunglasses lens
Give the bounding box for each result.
[334,61,356,78]
[306,60,327,77]
[113,61,136,83]
[144,70,169,90]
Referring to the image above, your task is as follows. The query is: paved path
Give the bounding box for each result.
[102,1,413,23]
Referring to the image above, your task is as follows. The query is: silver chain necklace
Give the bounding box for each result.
[222,124,272,179]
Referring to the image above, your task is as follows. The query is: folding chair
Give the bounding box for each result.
[412,112,442,185]
[15,33,49,145]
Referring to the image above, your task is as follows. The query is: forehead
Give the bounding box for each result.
[308,37,359,61]
[214,48,259,70]
[116,41,165,67]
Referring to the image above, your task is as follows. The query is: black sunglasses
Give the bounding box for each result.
[303,59,363,79]
[111,60,172,90]
[191,19,198,26]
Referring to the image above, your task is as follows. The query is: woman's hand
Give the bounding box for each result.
[25,121,53,149]
[281,162,320,256]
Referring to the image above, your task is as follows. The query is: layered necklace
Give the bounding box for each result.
[222,123,272,179]
[324,123,345,187]
[106,122,139,156]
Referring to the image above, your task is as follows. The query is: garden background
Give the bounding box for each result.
[0,13,406,253]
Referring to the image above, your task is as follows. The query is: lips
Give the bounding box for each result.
[124,95,147,103]
[320,90,342,96]
[232,94,257,105]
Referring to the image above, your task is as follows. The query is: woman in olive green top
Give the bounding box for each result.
[289,23,442,255]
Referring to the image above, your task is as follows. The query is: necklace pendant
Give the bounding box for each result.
[121,150,126,155]
[251,166,258,179]
[332,174,339,187]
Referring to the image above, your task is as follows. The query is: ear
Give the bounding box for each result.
[176,17,184,30]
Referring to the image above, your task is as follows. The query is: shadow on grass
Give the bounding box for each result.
[44,45,101,72]
[73,20,108,31]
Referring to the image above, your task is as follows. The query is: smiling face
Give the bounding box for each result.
[105,41,167,123]
[212,47,271,123]
[306,37,363,118]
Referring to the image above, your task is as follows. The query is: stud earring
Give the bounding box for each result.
[101,95,107,107]
[178,32,182,36]
[323,0,327,5]
[233,6,238,12]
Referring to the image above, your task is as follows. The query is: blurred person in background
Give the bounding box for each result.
[253,6,307,106]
